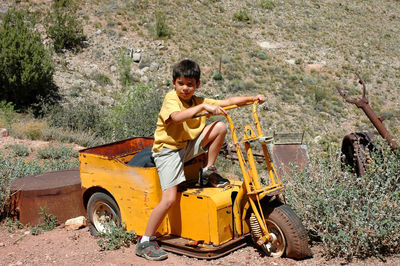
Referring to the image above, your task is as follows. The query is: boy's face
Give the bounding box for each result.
[173,76,200,103]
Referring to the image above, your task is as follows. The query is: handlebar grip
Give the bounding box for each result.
[193,101,256,118]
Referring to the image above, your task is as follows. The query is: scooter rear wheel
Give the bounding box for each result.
[87,192,121,236]
[250,203,312,259]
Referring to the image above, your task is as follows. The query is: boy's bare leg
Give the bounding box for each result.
[201,121,227,167]
[143,185,178,237]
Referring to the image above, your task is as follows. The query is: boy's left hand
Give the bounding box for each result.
[254,95,266,104]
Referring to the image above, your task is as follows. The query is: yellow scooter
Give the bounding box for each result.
[79,101,311,259]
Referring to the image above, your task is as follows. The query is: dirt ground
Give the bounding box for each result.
[1,224,400,266]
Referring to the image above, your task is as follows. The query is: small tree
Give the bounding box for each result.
[45,1,86,52]
[0,8,56,110]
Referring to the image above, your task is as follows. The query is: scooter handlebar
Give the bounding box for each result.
[194,100,257,118]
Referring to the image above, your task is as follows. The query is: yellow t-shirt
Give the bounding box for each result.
[152,90,221,153]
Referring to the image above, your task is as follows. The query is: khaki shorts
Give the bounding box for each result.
[152,134,207,191]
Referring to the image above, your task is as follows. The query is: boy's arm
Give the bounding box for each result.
[167,95,266,124]
[167,103,226,124]
[219,95,266,107]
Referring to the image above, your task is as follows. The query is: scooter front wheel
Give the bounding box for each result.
[250,203,312,259]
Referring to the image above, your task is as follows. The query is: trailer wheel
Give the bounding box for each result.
[251,204,312,259]
[87,192,121,236]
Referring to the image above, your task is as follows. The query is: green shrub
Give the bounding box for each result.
[0,101,17,128]
[92,72,113,87]
[31,206,58,235]
[42,100,105,134]
[45,1,86,52]
[116,48,134,87]
[97,221,137,250]
[260,0,275,9]
[286,140,400,260]
[212,72,224,81]
[155,11,172,38]
[5,217,23,232]
[37,145,78,160]
[0,8,56,110]
[103,84,162,141]
[233,9,251,22]
[6,144,30,157]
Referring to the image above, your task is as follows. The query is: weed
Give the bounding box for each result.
[41,99,105,134]
[6,144,29,157]
[233,9,251,22]
[285,140,400,260]
[212,72,224,81]
[260,0,275,10]
[31,226,43,235]
[5,217,23,232]
[92,72,113,87]
[11,121,48,140]
[154,11,172,38]
[97,221,136,250]
[39,206,58,231]
[45,1,86,52]
[37,145,77,160]
[0,101,17,128]
[116,48,134,87]
[103,83,162,141]
[31,206,58,235]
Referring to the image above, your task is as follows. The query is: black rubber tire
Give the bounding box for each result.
[87,192,121,236]
[253,203,312,259]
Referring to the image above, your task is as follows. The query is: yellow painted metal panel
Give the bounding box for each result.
[168,193,211,243]
[79,152,168,236]
[217,206,234,244]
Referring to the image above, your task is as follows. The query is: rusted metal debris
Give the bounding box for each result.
[337,73,398,151]
[220,134,309,181]
[9,169,86,225]
[341,132,375,177]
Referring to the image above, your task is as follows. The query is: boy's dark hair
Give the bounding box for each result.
[172,59,201,82]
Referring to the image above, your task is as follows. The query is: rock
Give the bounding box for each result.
[65,216,88,231]
[285,59,296,65]
[0,242,4,247]
[257,41,283,49]
[305,64,324,73]
[110,65,117,72]
[140,75,149,83]
[0,128,8,137]
[149,62,159,71]
[135,69,145,76]
[132,53,141,63]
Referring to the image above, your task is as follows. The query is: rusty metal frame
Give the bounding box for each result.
[337,73,398,151]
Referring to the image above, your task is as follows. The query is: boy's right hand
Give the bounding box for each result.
[203,104,227,116]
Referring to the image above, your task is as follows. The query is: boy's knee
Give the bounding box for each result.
[215,121,227,135]
[162,192,178,208]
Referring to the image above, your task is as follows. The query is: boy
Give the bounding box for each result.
[135,59,265,260]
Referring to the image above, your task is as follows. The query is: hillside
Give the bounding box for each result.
[2,0,400,150]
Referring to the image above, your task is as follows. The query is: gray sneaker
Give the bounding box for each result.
[135,236,168,261]
[199,165,230,188]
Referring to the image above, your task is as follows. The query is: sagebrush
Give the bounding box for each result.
[97,221,137,251]
[286,140,400,260]
[45,1,86,52]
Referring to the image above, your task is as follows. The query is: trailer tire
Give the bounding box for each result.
[87,192,121,236]
[251,203,312,259]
